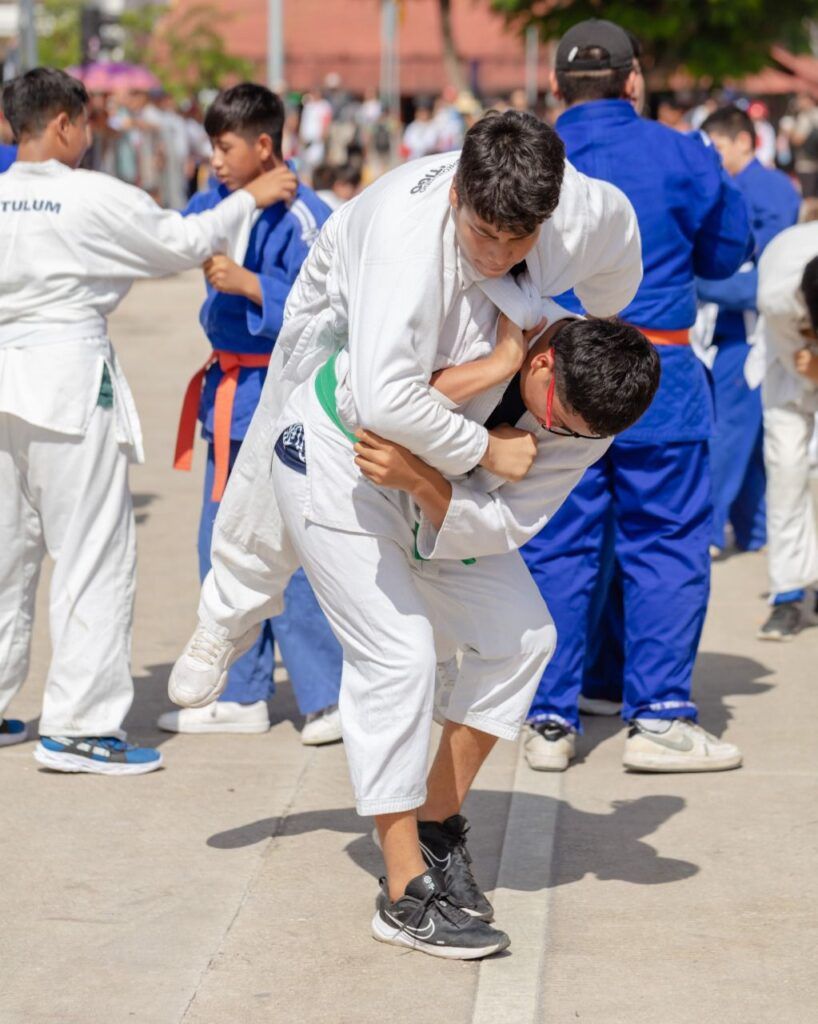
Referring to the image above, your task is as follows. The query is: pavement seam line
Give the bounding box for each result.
[178,746,317,1024]
[470,739,563,1024]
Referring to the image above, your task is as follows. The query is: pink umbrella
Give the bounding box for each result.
[67,61,162,93]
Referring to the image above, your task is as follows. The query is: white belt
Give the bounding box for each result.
[0,316,107,349]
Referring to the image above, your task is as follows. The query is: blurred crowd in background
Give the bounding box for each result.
[6,66,818,210]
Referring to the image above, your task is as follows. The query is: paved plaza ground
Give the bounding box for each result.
[1,273,816,1024]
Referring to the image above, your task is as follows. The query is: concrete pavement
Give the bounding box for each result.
[1,272,816,1024]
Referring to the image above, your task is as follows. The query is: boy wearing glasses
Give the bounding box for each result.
[170,110,649,958]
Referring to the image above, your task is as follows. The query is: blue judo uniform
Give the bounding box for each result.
[183,181,343,712]
[0,144,17,173]
[696,158,800,552]
[522,100,751,730]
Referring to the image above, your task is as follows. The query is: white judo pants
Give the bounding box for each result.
[0,407,136,736]
[270,458,556,816]
[763,404,818,596]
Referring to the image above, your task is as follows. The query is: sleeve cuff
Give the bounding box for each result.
[415,481,472,561]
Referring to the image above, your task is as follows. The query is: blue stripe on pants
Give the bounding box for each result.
[522,439,711,729]
[198,440,342,713]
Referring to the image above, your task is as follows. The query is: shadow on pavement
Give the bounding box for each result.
[207,789,697,892]
[132,491,159,526]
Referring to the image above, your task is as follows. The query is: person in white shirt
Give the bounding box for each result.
[169,111,644,957]
[0,67,292,772]
[756,222,818,638]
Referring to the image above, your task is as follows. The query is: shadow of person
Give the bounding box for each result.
[131,491,159,526]
[691,652,775,738]
[208,788,697,893]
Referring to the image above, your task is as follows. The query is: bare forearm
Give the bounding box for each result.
[410,463,453,532]
[430,354,512,406]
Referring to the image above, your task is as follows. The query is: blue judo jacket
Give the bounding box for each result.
[0,144,17,173]
[696,158,800,343]
[183,181,331,441]
[555,100,752,442]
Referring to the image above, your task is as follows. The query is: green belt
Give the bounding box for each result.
[315,351,358,443]
[314,351,474,565]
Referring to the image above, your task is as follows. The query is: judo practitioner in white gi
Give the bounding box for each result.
[0,68,294,773]
[169,111,651,955]
[756,223,818,638]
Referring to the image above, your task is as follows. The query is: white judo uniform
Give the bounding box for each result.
[0,159,257,737]
[198,154,642,813]
[756,221,818,597]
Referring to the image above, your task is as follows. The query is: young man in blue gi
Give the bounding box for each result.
[161,84,343,744]
[521,19,752,773]
[697,105,801,559]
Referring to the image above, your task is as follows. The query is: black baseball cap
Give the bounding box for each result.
[555,19,636,72]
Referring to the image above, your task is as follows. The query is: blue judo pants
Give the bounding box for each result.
[709,338,766,552]
[199,440,342,712]
[521,439,711,731]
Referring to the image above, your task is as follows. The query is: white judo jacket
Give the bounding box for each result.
[756,220,818,414]
[211,153,642,600]
[0,159,257,461]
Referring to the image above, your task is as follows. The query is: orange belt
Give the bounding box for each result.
[635,327,690,346]
[174,349,271,502]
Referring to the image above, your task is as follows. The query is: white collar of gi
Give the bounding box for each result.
[6,158,71,175]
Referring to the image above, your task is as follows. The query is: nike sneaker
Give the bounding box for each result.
[757,601,801,641]
[524,721,576,771]
[623,718,742,773]
[371,868,509,960]
[418,814,494,922]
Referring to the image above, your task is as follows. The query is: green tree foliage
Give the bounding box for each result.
[37,0,82,69]
[490,0,816,80]
[34,1,253,97]
[121,4,254,98]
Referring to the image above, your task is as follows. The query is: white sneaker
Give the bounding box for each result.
[578,695,622,716]
[524,722,576,772]
[157,700,270,734]
[168,622,260,709]
[301,704,342,746]
[623,718,742,773]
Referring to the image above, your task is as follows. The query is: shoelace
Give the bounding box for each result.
[442,824,485,903]
[86,737,129,752]
[404,884,469,934]
[188,628,223,665]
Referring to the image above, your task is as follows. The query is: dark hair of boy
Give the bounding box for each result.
[2,67,88,141]
[204,83,285,159]
[700,105,757,148]
[311,164,336,191]
[454,109,565,235]
[556,49,633,106]
[554,319,661,437]
[335,164,362,189]
[801,255,818,332]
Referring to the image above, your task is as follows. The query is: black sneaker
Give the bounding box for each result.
[418,814,494,922]
[758,602,801,641]
[371,868,509,960]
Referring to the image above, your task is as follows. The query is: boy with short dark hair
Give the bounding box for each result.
[165,83,342,742]
[171,109,645,956]
[0,68,287,771]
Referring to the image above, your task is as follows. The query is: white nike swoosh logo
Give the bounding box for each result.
[419,841,451,870]
[385,910,435,940]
